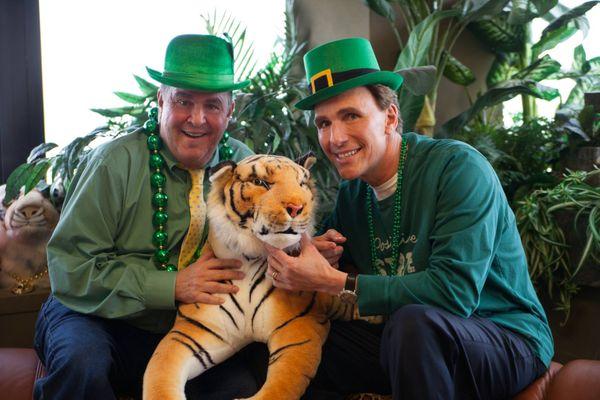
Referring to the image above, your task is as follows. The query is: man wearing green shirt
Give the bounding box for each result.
[266,38,553,399]
[33,35,261,399]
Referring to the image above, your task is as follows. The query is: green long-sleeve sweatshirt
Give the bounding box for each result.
[323,132,553,366]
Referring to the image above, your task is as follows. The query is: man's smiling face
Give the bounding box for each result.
[314,86,396,182]
[157,86,233,169]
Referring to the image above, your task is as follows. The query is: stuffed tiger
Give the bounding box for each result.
[143,153,355,400]
[0,186,57,294]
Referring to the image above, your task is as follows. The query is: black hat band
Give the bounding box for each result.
[309,68,379,94]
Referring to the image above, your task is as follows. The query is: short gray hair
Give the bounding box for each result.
[159,84,233,105]
[365,84,402,132]
[365,84,399,110]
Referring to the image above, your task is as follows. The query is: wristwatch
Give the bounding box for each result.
[338,273,358,304]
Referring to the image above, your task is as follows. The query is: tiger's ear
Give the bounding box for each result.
[208,160,237,183]
[295,151,316,170]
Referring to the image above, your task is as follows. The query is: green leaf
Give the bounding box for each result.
[564,84,583,111]
[443,52,476,86]
[543,1,598,36]
[508,1,537,24]
[531,0,558,17]
[24,160,51,193]
[134,74,159,96]
[573,45,587,73]
[398,88,424,133]
[284,0,297,52]
[512,55,561,82]
[395,66,437,96]
[114,91,148,104]
[244,138,255,152]
[362,0,395,22]
[50,156,65,181]
[272,132,282,153]
[468,13,525,52]
[588,56,600,68]
[27,142,58,163]
[439,80,560,136]
[540,2,570,23]
[3,163,35,206]
[565,75,600,107]
[202,10,258,82]
[487,53,520,87]
[395,10,459,70]
[63,132,101,181]
[531,25,577,59]
[533,1,598,58]
[461,0,509,20]
[508,0,558,24]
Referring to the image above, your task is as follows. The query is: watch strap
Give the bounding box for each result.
[344,273,358,292]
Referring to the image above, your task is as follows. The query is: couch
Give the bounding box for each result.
[1,347,599,400]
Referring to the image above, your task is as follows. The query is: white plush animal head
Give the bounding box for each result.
[0,186,59,243]
[207,153,317,256]
[0,185,58,292]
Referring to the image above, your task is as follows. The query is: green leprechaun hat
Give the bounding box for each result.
[295,37,403,110]
[146,34,249,92]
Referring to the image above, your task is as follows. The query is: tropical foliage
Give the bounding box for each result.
[363,0,507,133]
[362,0,599,136]
[440,0,599,136]
[516,169,600,322]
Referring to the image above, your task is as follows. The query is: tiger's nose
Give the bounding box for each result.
[285,203,304,218]
[20,206,43,219]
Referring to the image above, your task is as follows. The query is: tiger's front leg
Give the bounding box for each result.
[143,304,239,400]
[246,314,329,400]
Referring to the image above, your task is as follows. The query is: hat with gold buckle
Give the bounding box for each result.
[295,37,403,110]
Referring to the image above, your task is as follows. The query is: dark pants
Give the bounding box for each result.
[305,304,547,400]
[33,296,266,400]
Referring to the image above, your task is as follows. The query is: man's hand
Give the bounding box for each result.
[174,248,244,305]
[265,233,346,294]
[312,229,346,267]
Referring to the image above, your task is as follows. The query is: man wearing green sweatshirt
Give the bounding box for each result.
[265,37,553,399]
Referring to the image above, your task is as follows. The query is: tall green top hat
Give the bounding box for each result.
[295,37,403,110]
[146,34,249,92]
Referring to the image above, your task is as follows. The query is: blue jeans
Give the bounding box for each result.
[304,304,548,400]
[33,296,267,400]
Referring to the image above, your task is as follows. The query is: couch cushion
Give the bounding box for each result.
[512,361,563,400]
[0,348,44,400]
[548,360,600,400]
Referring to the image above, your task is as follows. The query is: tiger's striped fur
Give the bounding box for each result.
[143,154,354,400]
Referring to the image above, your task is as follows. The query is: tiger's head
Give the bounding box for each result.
[0,186,59,243]
[207,153,317,256]
[1,186,58,292]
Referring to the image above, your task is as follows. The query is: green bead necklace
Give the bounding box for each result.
[143,107,234,271]
[366,138,408,276]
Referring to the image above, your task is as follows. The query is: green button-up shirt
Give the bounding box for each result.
[47,131,253,333]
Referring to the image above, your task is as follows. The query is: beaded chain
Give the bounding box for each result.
[366,139,408,276]
[143,107,233,271]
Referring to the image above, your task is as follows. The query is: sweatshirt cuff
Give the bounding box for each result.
[357,274,391,316]
[144,270,177,309]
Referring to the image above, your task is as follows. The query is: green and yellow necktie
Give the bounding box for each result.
[178,168,206,270]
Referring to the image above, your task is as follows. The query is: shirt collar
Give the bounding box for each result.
[160,141,181,172]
